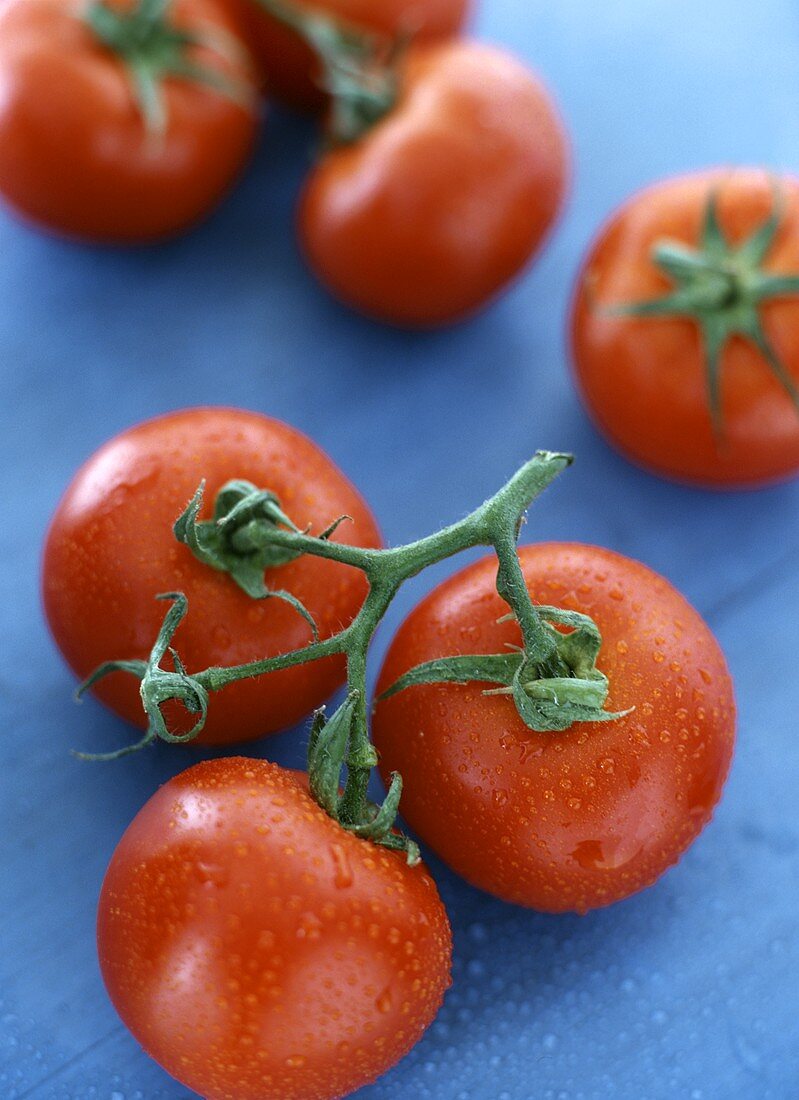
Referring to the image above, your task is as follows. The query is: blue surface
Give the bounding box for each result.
[2,1,799,1097]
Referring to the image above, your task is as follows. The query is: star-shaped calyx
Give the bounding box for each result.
[610,186,799,440]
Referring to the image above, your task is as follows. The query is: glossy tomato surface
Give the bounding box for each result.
[231,0,470,111]
[373,544,735,913]
[98,758,452,1100]
[0,0,258,242]
[42,407,381,744]
[299,40,569,327]
[571,169,799,487]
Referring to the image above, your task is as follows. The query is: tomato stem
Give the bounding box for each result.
[248,0,401,145]
[85,0,255,134]
[79,451,628,862]
[605,182,799,443]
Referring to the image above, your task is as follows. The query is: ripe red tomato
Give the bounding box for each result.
[231,0,470,111]
[373,543,736,913]
[43,407,381,744]
[98,758,452,1099]
[299,40,569,327]
[571,169,799,487]
[0,0,259,242]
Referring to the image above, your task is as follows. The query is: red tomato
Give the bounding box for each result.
[231,0,470,111]
[98,758,452,1099]
[571,169,799,487]
[43,407,381,744]
[373,544,736,913]
[299,40,569,327]
[0,0,259,242]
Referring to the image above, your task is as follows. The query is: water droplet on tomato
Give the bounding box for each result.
[330,844,353,889]
[297,912,322,940]
[195,861,228,889]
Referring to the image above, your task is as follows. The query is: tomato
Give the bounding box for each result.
[43,407,381,744]
[299,40,569,327]
[373,543,735,913]
[0,0,259,242]
[98,758,452,1099]
[571,168,799,487]
[231,0,470,111]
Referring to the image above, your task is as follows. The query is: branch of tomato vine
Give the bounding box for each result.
[76,451,629,863]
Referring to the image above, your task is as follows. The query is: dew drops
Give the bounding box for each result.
[330,844,353,889]
[195,861,229,889]
[297,912,322,940]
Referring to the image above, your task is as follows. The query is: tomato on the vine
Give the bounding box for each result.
[232,0,470,110]
[571,168,799,487]
[0,0,259,242]
[98,758,452,1099]
[43,407,381,744]
[373,543,735,913]
[299,40,569,327]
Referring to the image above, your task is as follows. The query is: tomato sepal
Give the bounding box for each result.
[250,0,401,146]
[604,183,799,442]
[74,592,209,759]
[379,603,633,735]
[85,0,255,134]
[307,694,420,863]
[174,480,320,637]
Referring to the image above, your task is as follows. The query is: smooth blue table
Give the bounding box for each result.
[2,0,798,1097]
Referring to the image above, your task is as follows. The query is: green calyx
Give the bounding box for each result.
[77,450,628,864]
[85,0,252,134]
[380,607,630,732]
[308,693,419,863]
[609,185,799,441]
[174,479,339,637]
[252,0,401,146]
[74,592,208,761]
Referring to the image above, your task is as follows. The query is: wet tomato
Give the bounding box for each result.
[0,0,258,242]
[299,40,569,327]
[571,169,799,487]
[373,543,735,913]
[98,758,452,1099]
[43,407,381,744]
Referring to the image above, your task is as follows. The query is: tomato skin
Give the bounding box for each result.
[0,0,258,242]
[98,758,452,1100]
[229,0,470,111]
[373,544,735,913]
[571,169,799,488]
[299,41,569,327]
[42,407,381,744]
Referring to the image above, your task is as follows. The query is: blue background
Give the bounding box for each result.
[2,0,799,1097]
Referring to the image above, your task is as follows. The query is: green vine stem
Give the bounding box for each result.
[85,0,255,134]
[607,185,799,442]
[249,0,402,145]
[77,451,628,861]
